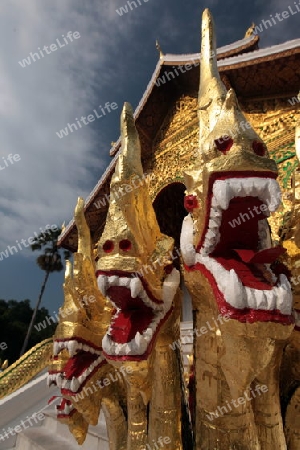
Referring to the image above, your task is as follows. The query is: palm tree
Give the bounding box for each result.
[19,227,70,357]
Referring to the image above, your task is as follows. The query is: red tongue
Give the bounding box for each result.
[63,352,98,379]
[110,310,153,344]
[233,247,286,264]
[108,286,154,344]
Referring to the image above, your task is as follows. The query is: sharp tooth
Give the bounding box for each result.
[255,290,268,309]
[67,341,78,357]
[47,375,52,386]
[135,332,147,350]
[264,290,276,310]
[277,275,292,315]
[58,342,65,351]
[56,375,63,388]
[124,343,132,355]
[126,337,139,354]
[145,327,153,339]
[267,179,281,212]
[213,180,231,210]
[205,229,216,241]
[102,334,112,352]
[245,287,257,309]
[53,342,60,355]
[108,275,119,286]
[70,377,80,392]
[78,375,85,384]
[115,343,125,355]
[232,179,243,196]
[163,268,180,311]
[130,278,143,298]
[62,379,70,389]
[97,275,108,295]
[209,219,219,229]
[210,208,222,219]
[224,270,245,308]
[83,344,90,352]
[119,277,131,287]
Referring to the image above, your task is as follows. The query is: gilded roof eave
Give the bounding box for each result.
[58,36,300,251]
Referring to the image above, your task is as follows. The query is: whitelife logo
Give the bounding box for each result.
[55,102,118,139]
[116,0,150,16]
[18,31,81,68]
[0,153,21,171]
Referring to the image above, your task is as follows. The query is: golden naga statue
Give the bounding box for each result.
[48,8,299,450]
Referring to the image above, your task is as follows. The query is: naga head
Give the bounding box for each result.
[180,9,293,325]
[48,199,117,442]
[96,103,180,363]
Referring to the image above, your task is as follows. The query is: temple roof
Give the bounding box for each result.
[58,35,300,251]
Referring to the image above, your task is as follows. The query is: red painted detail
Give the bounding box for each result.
[233,247,286,264]
[196,171,277,252]
[210,196,277,289]
[63,351,99,379]
[119,239,132,251]
[103,240,114,253]
[48,396,59,405]
[61,362,107,397]
[184,195,199,212]
[184,262,293,325]
[107,286,154,344]
[103,306,173,362]
[214,136,234,153]
[253,141,266,156]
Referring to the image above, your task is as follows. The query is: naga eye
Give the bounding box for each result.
[103,240,114,253]
[214,136,233,153]
[119,239,132,251]
[252,141,266,156]
[184,195,199,213]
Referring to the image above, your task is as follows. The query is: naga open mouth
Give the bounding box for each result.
[182,174,293,324]
[48,338,106,395]
[96,268,180,360]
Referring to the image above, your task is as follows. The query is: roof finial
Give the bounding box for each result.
[244,22,256,38]
[198,9,226,143]
[156,40,164,59]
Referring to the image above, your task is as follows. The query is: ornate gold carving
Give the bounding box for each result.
[0,339,52,399]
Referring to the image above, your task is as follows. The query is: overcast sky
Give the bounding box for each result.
[0,0,299,318]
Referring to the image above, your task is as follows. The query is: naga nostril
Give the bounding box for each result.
[103,240,114,253]
[214,136,233,153]
[119,239,131,251]
[252,141,266,156]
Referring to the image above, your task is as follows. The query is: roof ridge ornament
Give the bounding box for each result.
[198,8,227,148]
[244,22,256,38]
[155,39,164,59]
